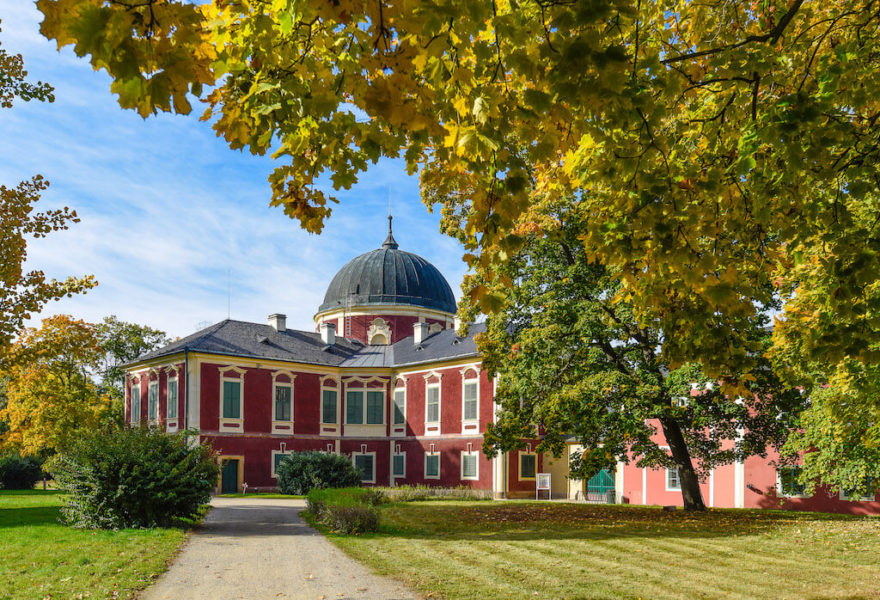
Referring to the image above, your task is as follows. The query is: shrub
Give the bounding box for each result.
[306,487,382,533]
[53,426,219,529]
[0,454,43,489]
[380,485,493,502]
[276,451,362,495]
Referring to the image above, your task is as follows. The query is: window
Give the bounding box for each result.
[222,379,242,419]
[461,452,478,480]
[393,389,406,425]
[346,390,363,424]
[353,453,375,483]
[462,380,478,422]
[271,452,291,478]
[778,466,806,497]
[519,453,536,480]
[322,389,337,424]
[841,478,876,501]
[392,453,406,478]
[426,384,440,424]
[148,381,158,421]
[666,467,681,491]
[274,384,292,421]
[345,390,384,425]
[167,378,178,419]
[425,452,440,479]
[366,391,384,424]
[130,384,140,423]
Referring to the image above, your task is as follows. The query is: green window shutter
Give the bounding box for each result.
[167,381,178,418]
[426,387,440,423]
[462,454,477,478]
[131,388,140,422]
[426,454,439,478]
[520,454,536,479]
[275,385,292,421]
[148,384,158,420]
[366,391,384,424]
[322,390,337,424]
[393,454,405,477]
[274,453,288,473]
[223,380,241,419]
[393,390,406,425]
[780,466,806,496]
[346,391,363,424]
[355,454,373,481]
[463,382,478,421]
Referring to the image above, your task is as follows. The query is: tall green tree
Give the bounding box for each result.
[0,20,96,354]
[95,316,168,419]
[473,200,805,510]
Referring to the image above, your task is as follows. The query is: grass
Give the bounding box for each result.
[0,490,190,600]
[320,500,880,600]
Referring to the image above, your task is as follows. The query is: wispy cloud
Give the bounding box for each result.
[0,1,467,339]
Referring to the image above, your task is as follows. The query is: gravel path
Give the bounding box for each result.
[142,497,418,600]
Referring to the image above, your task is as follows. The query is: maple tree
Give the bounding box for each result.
[474,199,804,510]
[36,0,880,387]
[0,315,110,456]
[1,20,96,353]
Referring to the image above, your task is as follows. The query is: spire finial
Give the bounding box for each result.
[382,214,399,249]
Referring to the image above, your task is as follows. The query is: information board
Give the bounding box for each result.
[536,472,551,500]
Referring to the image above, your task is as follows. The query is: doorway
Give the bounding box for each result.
[221,458,239,494]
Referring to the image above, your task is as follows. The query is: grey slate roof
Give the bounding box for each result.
[126,320,484,369]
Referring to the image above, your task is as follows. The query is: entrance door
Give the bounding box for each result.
[585,468,615,503]
[221,459,239,494]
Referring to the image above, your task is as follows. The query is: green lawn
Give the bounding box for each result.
[324,501,880,600]
[0,490,189,600]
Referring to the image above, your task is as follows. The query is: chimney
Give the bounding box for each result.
[454,316,464,333]
[413,321,429,345]
[269,313,286,332]
[320,322,336,345]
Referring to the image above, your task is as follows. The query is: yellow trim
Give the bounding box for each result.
[218,455,245,493]
[314,305,455,323]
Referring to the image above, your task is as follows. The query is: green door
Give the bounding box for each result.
[586,468,615,503]
[221,459,239,494]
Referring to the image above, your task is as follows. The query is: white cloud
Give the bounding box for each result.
[0,1,467,339]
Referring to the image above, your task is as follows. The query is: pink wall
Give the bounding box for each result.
[125,362,185,428]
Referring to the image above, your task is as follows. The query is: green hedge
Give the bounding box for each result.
[306,487,383,534]
[0,454,43,490]
[276,451,362,495]
[53,426,219,529]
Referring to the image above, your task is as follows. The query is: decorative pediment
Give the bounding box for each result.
[368,317,392,345]
[218,365,247,377]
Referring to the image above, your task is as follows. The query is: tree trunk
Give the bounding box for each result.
[659,417,706,511]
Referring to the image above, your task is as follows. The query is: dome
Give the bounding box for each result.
[317,217,457,315]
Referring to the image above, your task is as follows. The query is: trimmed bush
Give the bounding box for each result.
[0,454,43,489]
[53,426,219,529]
[306,487,382,533]
[276,451,362,495]
[380,485,493,502]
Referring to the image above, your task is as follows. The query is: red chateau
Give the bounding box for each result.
[125,219,879,513]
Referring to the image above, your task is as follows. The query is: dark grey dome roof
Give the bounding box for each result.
[317,217,457,315]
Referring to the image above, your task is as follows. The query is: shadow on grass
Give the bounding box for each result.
[364,501,873,543]
[0,505,61,528]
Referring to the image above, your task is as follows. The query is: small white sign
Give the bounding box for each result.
[536,472,551,499]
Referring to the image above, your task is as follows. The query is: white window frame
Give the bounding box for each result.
[352,451,377,484]
[321,385,339,426]
[271,450,292,478]
[147,380,159,423]
[271,371,296,434]
[392,452,406,478]
[129,379,141,424]
[218,367,246,429]
[392,387,407,426]
[776,466,808,498]
[166,376,178,420]
[666,467,681,491]
[345,388,385,426]
[461,373,480,430]
[424,451,441,480]
[518,452,537,481]
[425,382,441,425]
[461,451,479,481]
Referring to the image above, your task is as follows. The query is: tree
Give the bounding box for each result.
[95,315,168,419]
[0,315,110,456]
[0,19,96,353]
[35,1,880,387]
[474,200,805,510]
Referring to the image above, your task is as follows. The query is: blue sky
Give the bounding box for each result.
[0,1,467,339]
